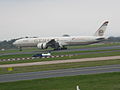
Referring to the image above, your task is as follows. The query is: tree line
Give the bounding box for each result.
[0,39,17,49]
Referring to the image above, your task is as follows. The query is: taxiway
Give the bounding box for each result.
[0,64,120,82]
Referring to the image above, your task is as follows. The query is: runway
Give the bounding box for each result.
[0,45,120,56]
[0,64,120,83]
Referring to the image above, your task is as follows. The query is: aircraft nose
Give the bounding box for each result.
[13,41,18,46]
[13,41,16,45]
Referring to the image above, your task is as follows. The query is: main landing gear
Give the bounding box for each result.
[19,47,22,51]
[54,47,67,51]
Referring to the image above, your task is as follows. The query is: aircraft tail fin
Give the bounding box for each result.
[94,21,109,36]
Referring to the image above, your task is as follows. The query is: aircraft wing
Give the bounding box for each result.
[46,39,60,49]
[37,39,67,50]
[46,39,67,50]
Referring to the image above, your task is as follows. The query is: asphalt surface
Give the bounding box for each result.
[0,45,120,56]
[0,64,120,83]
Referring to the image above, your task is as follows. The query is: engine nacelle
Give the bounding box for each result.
[37,43,47,49]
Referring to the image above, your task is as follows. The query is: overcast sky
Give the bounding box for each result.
[0,0,120,41]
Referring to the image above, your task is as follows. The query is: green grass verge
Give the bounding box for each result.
[0,54,33,59]
[52,49,120,55]
[0,47,38,54]
[0,59,120,75]
[0,51,120,65]
[68,43,120,49]
[1,48,120,59]
[0,72,120,90]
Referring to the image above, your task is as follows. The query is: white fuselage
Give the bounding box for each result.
[13,36,105,47]
[13,21,108,50]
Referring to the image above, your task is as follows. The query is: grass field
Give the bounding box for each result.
[0,44,120,90]
[0,59,120,75]
[0,72,120,90]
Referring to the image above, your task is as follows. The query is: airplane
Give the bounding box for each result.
[13,21,109,51]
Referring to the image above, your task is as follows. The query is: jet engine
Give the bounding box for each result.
[37,43,48,49]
